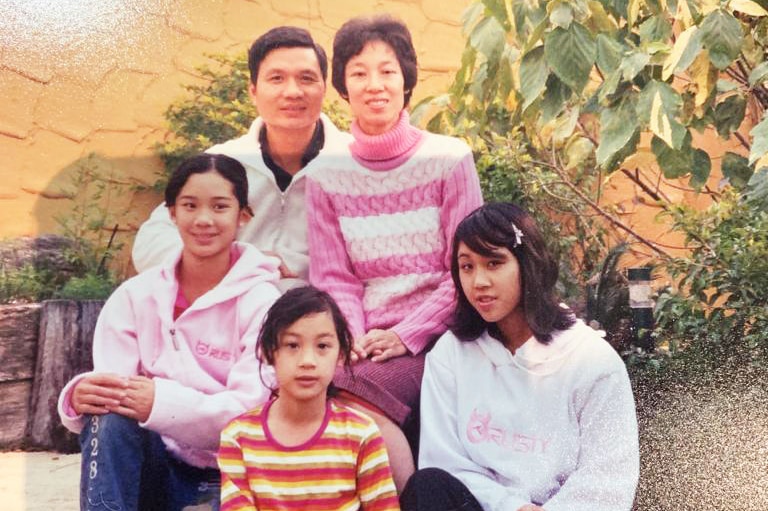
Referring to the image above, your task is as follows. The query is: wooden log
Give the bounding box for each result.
[27,300,104,452]
[0,380,33,449]
[0,303,41,382]
[0,304,42,449]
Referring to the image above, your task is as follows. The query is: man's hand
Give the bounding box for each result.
[262,250,298,279]
[356,329,408,363]
[71,373,128,416]
[108,376,155,423]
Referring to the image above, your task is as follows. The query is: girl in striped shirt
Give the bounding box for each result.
[218,286,400,511]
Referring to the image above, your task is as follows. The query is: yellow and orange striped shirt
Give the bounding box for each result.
[218,399,400,511]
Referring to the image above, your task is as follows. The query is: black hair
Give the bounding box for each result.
[450,202,575,344]
[164,153,249,210]
[332,14,418,106]
[257,286,353,396]
[248,26,328,84]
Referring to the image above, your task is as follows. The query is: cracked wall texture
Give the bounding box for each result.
[0,0,470,273]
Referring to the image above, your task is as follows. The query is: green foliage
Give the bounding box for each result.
[54,273,118,300]
[0,263,47,303]
[155,53,350,190]
[418,0,768,187]
[654,189,768,366]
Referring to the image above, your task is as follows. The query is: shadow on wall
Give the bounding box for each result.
[28,153,164,279]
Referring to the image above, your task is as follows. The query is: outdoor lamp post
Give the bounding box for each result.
[627,267,654,349]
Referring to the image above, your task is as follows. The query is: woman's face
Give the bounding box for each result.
[344,40,405,135]
[169,171,246,262]
[457,241,524,327]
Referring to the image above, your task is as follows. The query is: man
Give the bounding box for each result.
[132,26,350,290]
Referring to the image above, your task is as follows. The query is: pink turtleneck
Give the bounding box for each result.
[349,110,425,171]
[306,110,483,354]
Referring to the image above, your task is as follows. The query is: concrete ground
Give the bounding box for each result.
[0,451,79,511]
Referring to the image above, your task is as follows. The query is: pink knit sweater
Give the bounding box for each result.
[306,111,483,354]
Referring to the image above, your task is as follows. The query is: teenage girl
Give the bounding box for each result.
[218,285,400,511]
[57,153,282,511]
[401,202,639,511]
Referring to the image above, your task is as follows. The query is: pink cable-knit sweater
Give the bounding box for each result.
[306,111,483,354]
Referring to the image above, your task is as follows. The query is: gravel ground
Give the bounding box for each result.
[0,451,79,511]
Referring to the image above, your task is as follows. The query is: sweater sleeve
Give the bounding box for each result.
[418,338,531,511]
[218,423,258,511]
[357,426,400,511]
[306,176,366,337]
[540,366,639,511]
[143,284,279,451]
[131,203,182,273]
[390,152,483,354]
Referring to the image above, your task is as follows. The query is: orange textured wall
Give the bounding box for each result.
[0,0,470,274]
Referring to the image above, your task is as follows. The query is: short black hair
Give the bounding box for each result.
[450,202,575,344]
[164,153,248,209]
[257,286,353,395]
[332,14,418,106]
[248,26,328,84]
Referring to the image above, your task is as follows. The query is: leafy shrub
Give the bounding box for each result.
[654,188,768,367]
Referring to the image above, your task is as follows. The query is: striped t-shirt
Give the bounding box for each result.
[218,399,400,511]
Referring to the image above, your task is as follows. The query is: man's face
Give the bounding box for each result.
[249,46,325,135]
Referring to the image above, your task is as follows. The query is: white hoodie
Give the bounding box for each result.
[418,320,639,511]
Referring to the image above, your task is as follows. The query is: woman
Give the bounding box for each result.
[57,154,281,511]
[305,14,483,491]
[401,203,639,511]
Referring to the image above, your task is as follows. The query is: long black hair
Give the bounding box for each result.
[450,202,575,344]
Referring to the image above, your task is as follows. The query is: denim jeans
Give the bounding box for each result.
[79,413,221,511]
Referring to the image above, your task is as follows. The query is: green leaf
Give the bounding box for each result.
[620,50,651,82]
[721,151,753,188]
[550,1,574,28]
[565,135,596,168]
[520,46,549,111]
[481,0,511,30]
[541,74,572,122]
[639,15,673,44]
[596,33,625,74]
[699,10,744,70]
[544,23,596,94]
[749,61,768,87]
[689,149,712,189]
[749,114,768,165]
[469,15,506,59]
[651,132,693,178]
[638,80,686,149]
[597,95,639,167]
[662,26,703,80]
[746,167,768,209]
[713,94,747,139]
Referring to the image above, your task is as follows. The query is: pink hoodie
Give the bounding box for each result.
[57,242,281,468]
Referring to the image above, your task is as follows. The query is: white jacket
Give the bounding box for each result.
[58,243,282,468]
[132,114,352,291]
[419,320,639,511]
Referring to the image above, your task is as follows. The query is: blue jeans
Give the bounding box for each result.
[79,413,221,511]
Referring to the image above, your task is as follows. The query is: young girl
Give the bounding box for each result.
[402,203,639,511]
[57,154,282,511]
[218,286,400,511]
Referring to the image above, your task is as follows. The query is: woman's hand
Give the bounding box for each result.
[517,505,545,511]
[106,376,156,423]
[357,329,408,362]
[71,373,128,415]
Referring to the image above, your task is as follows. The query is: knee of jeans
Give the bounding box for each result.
[82,413,141,440]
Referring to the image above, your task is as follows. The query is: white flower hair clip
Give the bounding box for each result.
[512,223,524,247]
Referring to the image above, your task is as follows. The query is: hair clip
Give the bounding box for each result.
[512,223,524,247]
